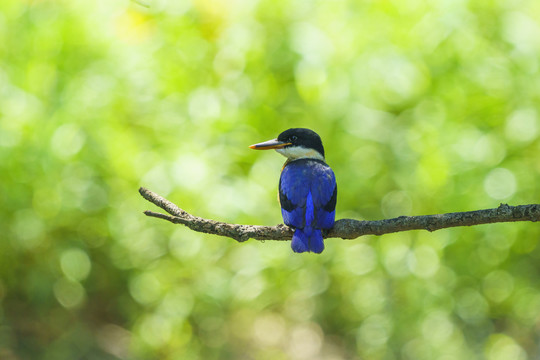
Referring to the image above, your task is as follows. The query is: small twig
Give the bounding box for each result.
[139,187,540,242]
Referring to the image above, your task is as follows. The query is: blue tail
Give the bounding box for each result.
[290,191,324,253]
[291,228,324,254]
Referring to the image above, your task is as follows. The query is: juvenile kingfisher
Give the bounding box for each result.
[250,128,337,254]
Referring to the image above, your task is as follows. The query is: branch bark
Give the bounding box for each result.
[139,187,540,242]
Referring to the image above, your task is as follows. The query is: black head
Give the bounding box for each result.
[276,128,325,158]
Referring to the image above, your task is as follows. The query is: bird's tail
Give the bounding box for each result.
[291,228,324,254]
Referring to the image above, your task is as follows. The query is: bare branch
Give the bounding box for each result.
[139,187,540,242]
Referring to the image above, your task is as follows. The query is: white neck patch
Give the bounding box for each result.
[276,146,325,162]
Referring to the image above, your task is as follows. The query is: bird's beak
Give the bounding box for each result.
[249,139,291,150]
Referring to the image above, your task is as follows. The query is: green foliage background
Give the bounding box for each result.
[1,0,540,359]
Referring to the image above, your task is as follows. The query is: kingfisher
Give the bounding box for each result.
[250,128,337,253]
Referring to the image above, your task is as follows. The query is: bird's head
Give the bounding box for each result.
[249,128,325,161]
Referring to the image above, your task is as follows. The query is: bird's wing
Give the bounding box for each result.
[279,162,309,228]
[310,162,337,229]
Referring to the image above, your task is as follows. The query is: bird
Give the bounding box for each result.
[250,128,337,253]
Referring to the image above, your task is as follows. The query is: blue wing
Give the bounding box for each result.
[279,159,337,231]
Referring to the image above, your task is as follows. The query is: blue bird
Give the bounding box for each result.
[250,128,337,253]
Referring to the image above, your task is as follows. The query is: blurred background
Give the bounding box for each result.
[1,0,540,359]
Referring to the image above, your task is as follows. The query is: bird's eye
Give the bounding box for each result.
[290,136,298,142]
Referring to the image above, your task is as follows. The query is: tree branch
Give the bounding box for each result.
[139,187,540,242]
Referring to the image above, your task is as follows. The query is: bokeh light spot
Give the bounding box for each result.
[253,313,286,347]
[188,87,222,122]
[381,191,412,218]
[287,323,323,360]
[456,289,489,324]
[382,242,411,278]
[408,245,440,279]
[129,273,162,305]
[159,287,194,319]
[485,334,527,360]
[483,270,514,303]
[60,248,92,282]
[502,11,540,54]
[96,324,131,360]
[12,209,45,250]
[421,310,454,346]
[357,314,393,348]
[512,288,540,325]
[343,243,377,275]
[483,168,516,200]
[351,278,386,314]
[50,123,86,160]
[139,314,172,348]
[171,153,208,190]
[290,22,333,62]
[54,278,86,309]
[505,107,538,143]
